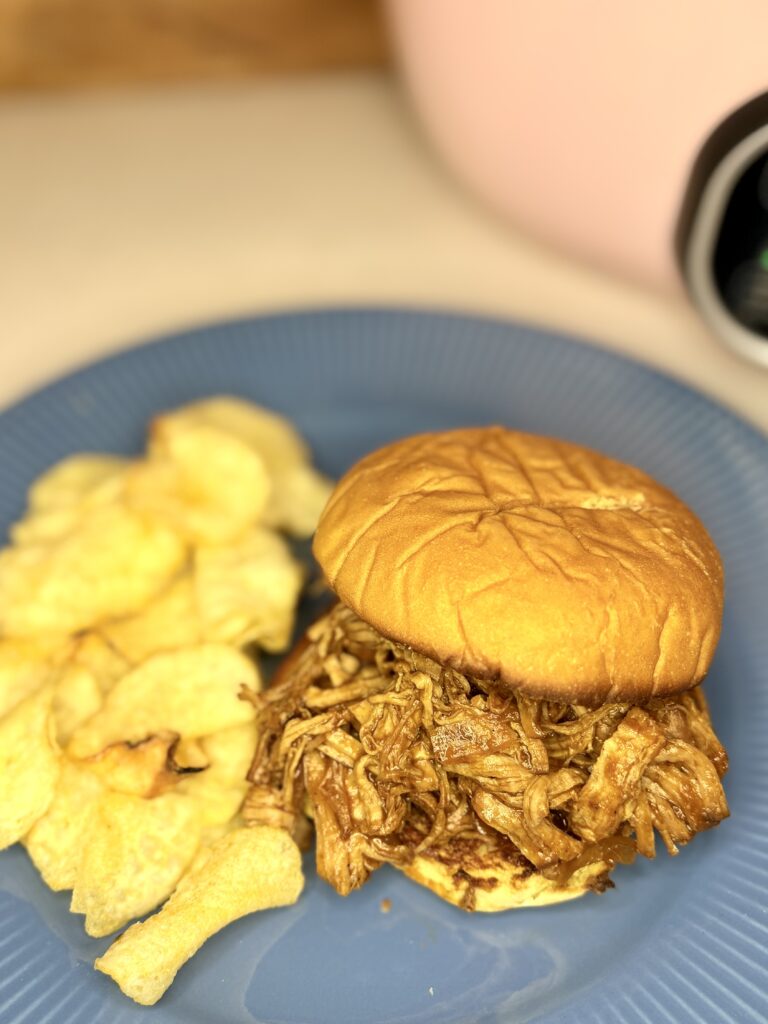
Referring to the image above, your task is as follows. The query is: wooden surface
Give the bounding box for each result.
[0,0,389,91]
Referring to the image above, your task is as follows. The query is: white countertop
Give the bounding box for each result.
[2,72,767,434]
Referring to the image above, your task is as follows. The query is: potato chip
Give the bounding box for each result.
[149,397,309,476]
[127,424,270,545]
[0,687,60,850]
[84,733,189,797]
[175,723,256,826]
[0,505,186,637]
[24,759,106,890]
[150,396,331,537]
[63,631,130,696]
[52,665,103,743]
[179,775,246,828]
[178,782,245,828]
[262,461,333,537]
[27,455,129,512]
[0,639,55,717]
[11,456,130,546]
[72,791,201,937]
[67,645,260,757]
[51,633,131,742]
[200,721,258,782]
[195,528,303,651]
[95,826,303,1004]
[26,737,198,892]
[102,573,201,664]
[197,821,238,851]
[0,397,327,1003]
[10,508,82,548]
[171,737,209,770]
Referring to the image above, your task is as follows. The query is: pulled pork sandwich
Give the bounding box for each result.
[245,428,729,910]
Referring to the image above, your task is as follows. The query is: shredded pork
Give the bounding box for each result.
[244,604,729,904]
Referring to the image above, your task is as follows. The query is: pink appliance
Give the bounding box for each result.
[386,1,768,366]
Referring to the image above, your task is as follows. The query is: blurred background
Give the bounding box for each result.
[2,0,767,431]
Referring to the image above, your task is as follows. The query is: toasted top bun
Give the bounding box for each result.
[313,427,723,704]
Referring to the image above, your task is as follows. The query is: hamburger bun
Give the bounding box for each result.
[401,850,609,911]
[313,427,723,704]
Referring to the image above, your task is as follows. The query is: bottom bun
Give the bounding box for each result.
[399,845,610,912]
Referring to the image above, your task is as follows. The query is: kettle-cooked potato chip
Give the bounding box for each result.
[52,664,103,743]
[95,826,303,1004]
[199,722,258,783]
[24,759,106,890]
[179,774,247,828]
[0,639,56,717]
[0,505,186,638]
[72,790,201,937]
[262,462,333,538]
[67,645,260,757]
[25,736,196,891]
[0,396,329,1004]
[195,528,303,651]
[179,722,258,826]
[149,397,308,475]
[84,733,190,797]
[64,632,130,695]
[102,573,202,664]
[150,396,331,537]
[171,737,209,770]
[127,424,270,545]
[10,507,83,548]
[27,455,130,512]
[11,455,130,547]
[0,687,60,850]
[51,632,132,743]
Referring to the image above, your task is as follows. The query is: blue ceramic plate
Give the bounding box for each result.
[0,309,766,1024]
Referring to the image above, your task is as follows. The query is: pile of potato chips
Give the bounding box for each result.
[0,397,328,1004]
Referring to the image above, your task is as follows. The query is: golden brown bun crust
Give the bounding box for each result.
[400,850,608,911]
[313,427,723,704]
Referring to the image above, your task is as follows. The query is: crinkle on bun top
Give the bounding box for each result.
[313,427,724,704]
